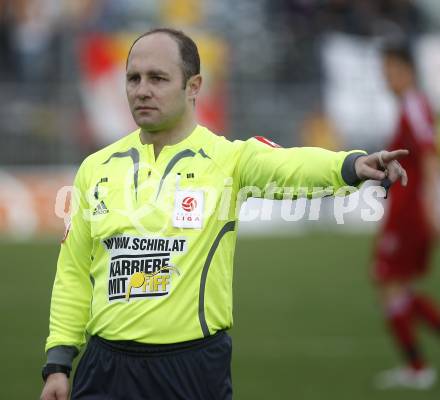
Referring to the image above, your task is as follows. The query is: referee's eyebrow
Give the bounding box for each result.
[147,69,170,77]
[126,68,170,77]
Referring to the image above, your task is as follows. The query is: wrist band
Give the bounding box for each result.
[42,363,71,382]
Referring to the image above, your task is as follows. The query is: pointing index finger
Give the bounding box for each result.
[381,149,410,163]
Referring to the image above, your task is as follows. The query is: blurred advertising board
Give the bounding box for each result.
[0,168,74,239]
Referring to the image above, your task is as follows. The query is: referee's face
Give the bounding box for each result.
[126,33,190,132]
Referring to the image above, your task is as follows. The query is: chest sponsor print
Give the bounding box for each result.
[103,235,187,302]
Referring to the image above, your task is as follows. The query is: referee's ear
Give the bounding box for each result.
[186,74,202,104]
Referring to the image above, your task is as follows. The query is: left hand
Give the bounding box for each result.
[355,149,409,186]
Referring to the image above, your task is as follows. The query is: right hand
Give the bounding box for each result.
[354,149,409,186]
[40,373,70,400]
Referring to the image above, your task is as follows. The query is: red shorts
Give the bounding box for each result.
[372,227,433,284]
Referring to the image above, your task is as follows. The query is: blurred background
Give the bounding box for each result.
[1,0,439,399]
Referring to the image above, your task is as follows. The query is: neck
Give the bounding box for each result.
[140,113,197,158]
[395,77,416,99]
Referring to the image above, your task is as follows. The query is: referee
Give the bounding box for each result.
[40,28,408,400]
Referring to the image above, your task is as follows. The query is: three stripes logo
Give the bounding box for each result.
[93,200,109,215]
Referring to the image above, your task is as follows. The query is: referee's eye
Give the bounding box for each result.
[127,74,140,83]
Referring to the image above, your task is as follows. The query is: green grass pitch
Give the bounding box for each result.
[1,233,439,399]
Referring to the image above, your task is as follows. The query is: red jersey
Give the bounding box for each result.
[384,90,437,231]
[373,90,437,282]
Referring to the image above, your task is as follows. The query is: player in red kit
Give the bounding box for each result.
[373,42,440,390]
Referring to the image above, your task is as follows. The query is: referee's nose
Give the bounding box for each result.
[136,77,154,100]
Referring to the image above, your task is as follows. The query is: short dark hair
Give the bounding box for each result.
[126,28,200,87]
[382,41,414,69]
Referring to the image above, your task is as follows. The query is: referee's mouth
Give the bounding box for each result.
[135,106,158,112]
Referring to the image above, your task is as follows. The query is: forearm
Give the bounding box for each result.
[45,260,92,354]
[238,139,367,196]
[45,228,92,355]
[421,154,440,233]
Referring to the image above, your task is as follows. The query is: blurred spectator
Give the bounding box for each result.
[315,0,377,36]
[378,0,424,36]
[0,0,15,81]
[0,0,63,83]
[62,0,105,29]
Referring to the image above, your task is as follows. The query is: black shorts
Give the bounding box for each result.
[71,331,232,400]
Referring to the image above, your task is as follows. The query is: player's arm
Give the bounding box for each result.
[41,160,93,392]
[421,152,440,236]
[405,94,439,235]
[237,137,407,196]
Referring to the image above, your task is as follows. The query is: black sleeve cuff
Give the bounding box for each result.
[341,152,367,186]
[46,345,79,369]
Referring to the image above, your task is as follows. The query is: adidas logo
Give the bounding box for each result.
[93,200,109,215]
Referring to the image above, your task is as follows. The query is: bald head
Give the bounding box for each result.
[127,28,200,88]
[128,33,184,86]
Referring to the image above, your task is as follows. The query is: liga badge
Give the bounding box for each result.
[173,190,204,228]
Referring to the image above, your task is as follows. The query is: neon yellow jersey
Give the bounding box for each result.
[46,125,364,352]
